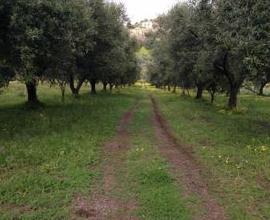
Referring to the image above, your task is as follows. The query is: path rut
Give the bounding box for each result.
[73,102,139,220]
[151,96,226,220]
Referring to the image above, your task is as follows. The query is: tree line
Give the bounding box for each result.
[147,0,270,109]
[0,0,139,104]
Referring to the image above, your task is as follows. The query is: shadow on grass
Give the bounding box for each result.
[0,91,136,143]
[159,93,270,142]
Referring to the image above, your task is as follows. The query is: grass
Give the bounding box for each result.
[155,89,270,220]
[0,82,135,219]
[122,94,190,220]
[1,83,270,219]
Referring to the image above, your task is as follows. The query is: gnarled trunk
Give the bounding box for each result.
[172,84,177,93]
[210,93,215,104]
[90,79,96,95]
[258,81,267,96]
[69,75,85,97]
[26,79,39,104]
[228,85,239,109]
[196,84,204,99]
[109,83,113,92]
[102,82,108,92]
[208,85,216,104]
[61,87,65,103]
[209,90,215,104]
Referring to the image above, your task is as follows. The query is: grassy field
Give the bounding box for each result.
[0,82,135,219]
[0,83,269,219]
[156,90,270,219]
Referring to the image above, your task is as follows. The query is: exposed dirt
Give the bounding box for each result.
[73,103,139,220]
[0,204,33,215]
[257,174,270,191]
[151,96,227,220]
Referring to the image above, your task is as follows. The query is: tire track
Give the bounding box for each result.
[73,102,139,220]
[151,95,226,220]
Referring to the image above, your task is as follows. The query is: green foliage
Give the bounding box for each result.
[0,0,139,102]
[0,65,14,88]
[81,0,139,89]
[147,0,270,108]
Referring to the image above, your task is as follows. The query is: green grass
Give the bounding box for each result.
[0,82,135,219]
[123,94,190,220]
[1,83,270,219]
[154,89,270,220]
[136,46,151,58]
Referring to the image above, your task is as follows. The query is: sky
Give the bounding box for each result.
[108,0,183,23]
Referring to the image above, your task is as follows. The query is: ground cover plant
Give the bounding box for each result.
[0,83,135,219]
[0,83,270,219]
[156,89,270,219]
[124,93,191,220]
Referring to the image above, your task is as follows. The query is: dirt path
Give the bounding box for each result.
[73,102,139,220]
[151,96,227,220]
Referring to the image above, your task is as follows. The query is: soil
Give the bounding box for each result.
[151,96,227,220]
[0,204,32,214]
[73,102,139,220]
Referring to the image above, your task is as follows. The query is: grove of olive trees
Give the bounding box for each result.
[0,0,139,104]
[147,0,270,109]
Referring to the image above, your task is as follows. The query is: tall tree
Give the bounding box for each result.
[44,0,95,101]
[245,0,270,96]
[214,0,257,108]
[1,0,95,103]
[83,0,132,94]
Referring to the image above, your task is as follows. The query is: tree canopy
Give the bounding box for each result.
[0,0,139,103]
[147,0,270,108]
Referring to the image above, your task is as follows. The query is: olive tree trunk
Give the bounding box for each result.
[258,81,267,96]
[103,82,108,92]
[196,84,204,99]
[69,75,85,97]
[26,79,39,104]
[228,85,240,109]
[90,79,96,95]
